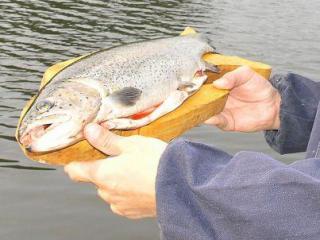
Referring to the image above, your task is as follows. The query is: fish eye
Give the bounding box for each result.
[36,100,54,113]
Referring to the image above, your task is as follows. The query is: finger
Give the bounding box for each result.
[126,215,141,220]
[84,123,126,155]
[64,161,95,183]
[205,112,234,131]
[124,211,156,219]
[110,204,125,216]
[97,188,119,204]
[64,157,108,187]
[110,205,144,219]
[100,121,110,129]
[204,114,223,126]
[125,214,145,220]
[212,66,256,90]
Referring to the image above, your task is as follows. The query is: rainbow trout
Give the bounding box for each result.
[18,35,218,152]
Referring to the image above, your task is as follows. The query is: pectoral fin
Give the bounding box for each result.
[103,90,189,130]
[178,75,207,95]
[178,82,197,92]
[110,87,142,106]
[205,62,220,73]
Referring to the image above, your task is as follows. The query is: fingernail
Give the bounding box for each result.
[85,123,102,141]
[105,122,115,129]
[204,116,218,125]
[64,162,76,173]
[212,78,226,88]
[64,165,70,174]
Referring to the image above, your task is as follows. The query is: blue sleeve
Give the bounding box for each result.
[156,139,320,240]
[264,73,320,154]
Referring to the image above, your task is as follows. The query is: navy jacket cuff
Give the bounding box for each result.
[264,73,320,154]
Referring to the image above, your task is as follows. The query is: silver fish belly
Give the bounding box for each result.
[18,34,218,152]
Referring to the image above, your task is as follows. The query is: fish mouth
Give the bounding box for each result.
[19,114,83,153]
[20,123,58,149]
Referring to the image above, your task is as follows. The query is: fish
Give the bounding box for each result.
[18,34,219,152]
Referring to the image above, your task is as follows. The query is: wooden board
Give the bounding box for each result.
[16,27,271,165]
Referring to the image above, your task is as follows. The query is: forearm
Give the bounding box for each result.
[265,73,320,154]
[156,139,232,239]
[156,139,320,240]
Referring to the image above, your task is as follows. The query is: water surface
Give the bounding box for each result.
[0,0,319,239]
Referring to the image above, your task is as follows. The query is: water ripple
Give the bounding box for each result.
[0,0,319,154]
[0,164,55,171]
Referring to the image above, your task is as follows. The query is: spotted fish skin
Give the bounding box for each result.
[52,35,214,114]
[18,34,216,152]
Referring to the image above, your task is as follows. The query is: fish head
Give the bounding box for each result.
[18,80,101,152]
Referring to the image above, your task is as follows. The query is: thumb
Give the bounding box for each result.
[84,123,126,156]
[212,66,255,90]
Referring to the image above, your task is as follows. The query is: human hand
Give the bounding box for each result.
[205,66,281,132]
[64,123,167,219]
